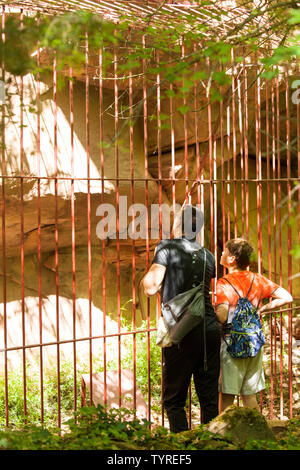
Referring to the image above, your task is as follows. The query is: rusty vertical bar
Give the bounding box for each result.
[218,64,225,414]
[271,75,278,397]
[207,53,216,415]
[265,79,274,418]
[85,32,93,407]
[181,36,191,428]
[69,64,77,412]
[36,19,44,423]
[297,62,300,365]
[285,68,293,419]
[114,31,122,408]
[276,76,282,288]
[156,49,164,425]
[243,57,249,240]
[194,43,204,422]
[231,51,238,408]
[193,42,201,245]
[169,41,176,230]
[207,58,214,256]
[231,49,237,239]
[181,38,189,203]
[128,27,137,414]
[256,57,263,411]
[81,377,86,407]
[266,79,274,419]
[297,61,300,418]
[99,45,107,406]
[19,9,27,424]
[212,126,218,306]
[226,91,231,241]
[237,60,244,237]
[53,51,61,428]
[220,65,226,277]
[276,75,283,419]
[156,51,163,237]
[255,59,262,276]
[1,5,8,427]
[142,33,151,423]
[207,57,217,413]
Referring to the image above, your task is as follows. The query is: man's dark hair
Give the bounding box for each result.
[181,205,204,239]
[225,238,254,270]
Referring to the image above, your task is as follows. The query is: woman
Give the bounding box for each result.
[215,238,293,411]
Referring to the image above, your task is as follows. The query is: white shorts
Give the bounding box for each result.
[219,341,265,396]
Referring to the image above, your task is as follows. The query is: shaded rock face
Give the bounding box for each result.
[0,73,163,367]
[206,405,275,445]
[0,74,165,259]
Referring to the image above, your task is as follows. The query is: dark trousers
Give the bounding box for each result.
[162,326,221,433]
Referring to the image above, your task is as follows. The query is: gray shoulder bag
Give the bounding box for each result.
[157,248,208,370]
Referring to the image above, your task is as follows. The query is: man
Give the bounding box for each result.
[140,206,220,433]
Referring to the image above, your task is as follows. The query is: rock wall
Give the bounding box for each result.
[0,62,299,369]
[0,73,162,368]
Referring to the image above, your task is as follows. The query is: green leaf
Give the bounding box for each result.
[190,70,207,81]
[177,104,190,115]
[212,71,231,86]
[158,113,169,121]
[180,80,194,93]
[210,89,223,102]
[166,88,176,98]
[260,69,279,80]
[290,246,300,259]
[288,9,300,25]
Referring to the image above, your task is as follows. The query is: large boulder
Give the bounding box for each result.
[206,405,276,445]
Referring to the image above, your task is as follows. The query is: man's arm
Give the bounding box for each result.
[258,287,293,314]
[140,263,166,297]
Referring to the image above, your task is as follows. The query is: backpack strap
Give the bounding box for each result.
[223,274,255,300]
[246,274,255,298]
[223,278,242,298]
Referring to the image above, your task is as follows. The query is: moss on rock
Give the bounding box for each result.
[206,405,275,445]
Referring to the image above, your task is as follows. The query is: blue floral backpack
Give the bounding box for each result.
[223,275,265,358]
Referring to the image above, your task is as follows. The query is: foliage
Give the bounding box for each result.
[0,11,121,77]
[0,360,86,427]
[0,404,299,450]
[0,319,163,426]
[0,2,299,91]
[0,405,193,450]
[244,415,300,450]
[120,320,162,406]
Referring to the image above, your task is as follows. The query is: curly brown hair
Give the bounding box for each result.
[225,238,254,270]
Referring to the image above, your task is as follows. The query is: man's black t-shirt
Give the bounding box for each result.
[152,236,218,330]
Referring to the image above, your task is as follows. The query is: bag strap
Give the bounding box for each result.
[223,278,241,298]
[200,248,207,371]
[246,274,255,298]
[223,274,255,300]
[201,248,207,283]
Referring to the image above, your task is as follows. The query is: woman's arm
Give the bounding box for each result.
[258,287,293,314]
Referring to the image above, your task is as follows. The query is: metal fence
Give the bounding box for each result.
[0,1,299,428]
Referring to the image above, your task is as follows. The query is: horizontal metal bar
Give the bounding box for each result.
[1,305,298,355]
[0,175,299,183]
[259,305,300,315]
[0,327,157,353]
